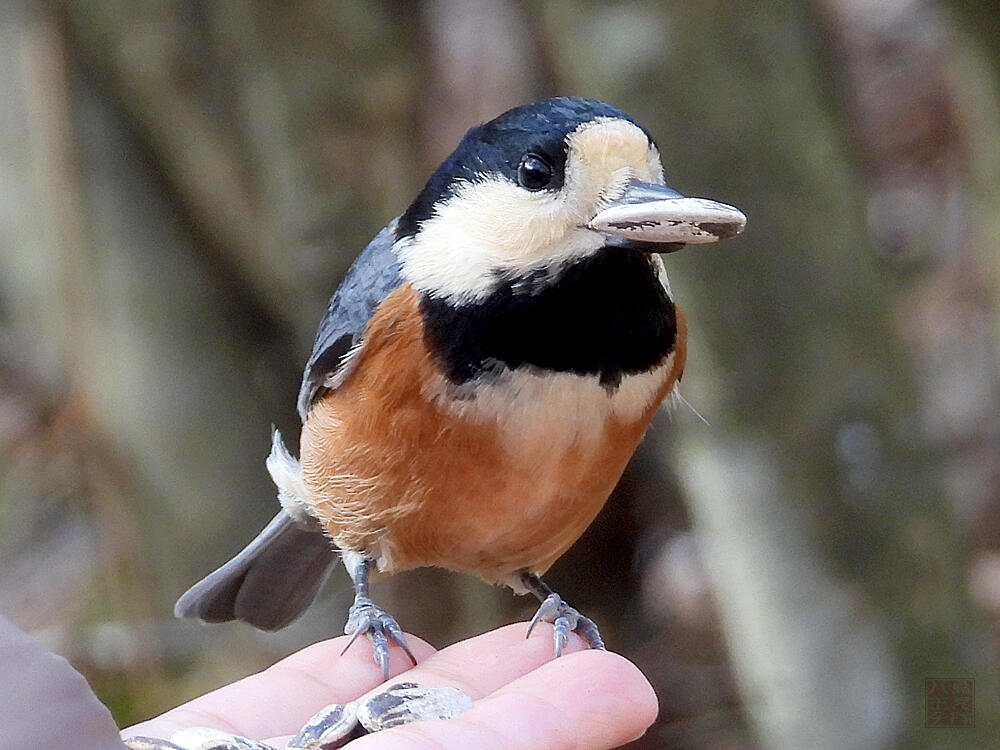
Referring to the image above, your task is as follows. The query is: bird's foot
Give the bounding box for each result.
[342,595,417,680]
[526,593,606,657]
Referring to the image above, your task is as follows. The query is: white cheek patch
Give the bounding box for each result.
[397,118,666,303]
[396,177,604,302]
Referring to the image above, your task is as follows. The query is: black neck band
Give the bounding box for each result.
[420,248,676,389]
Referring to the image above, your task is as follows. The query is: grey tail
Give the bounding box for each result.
[174,510,337,631]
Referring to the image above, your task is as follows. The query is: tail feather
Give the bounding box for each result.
[174,430,336,631]
[174,510,336,630]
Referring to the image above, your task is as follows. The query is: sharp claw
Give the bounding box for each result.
[385,622,418,666]
[526,593,559,638]
[525,609,543,639]
[342,598,415,678]
[341,615,371,656]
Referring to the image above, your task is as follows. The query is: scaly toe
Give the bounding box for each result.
[525,593,604,656]
[341,598,417,680]
[381,613,418,665]
[576,614,606,651]
[552,615,573,658]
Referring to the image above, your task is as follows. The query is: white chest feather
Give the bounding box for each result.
[425,356,675,458]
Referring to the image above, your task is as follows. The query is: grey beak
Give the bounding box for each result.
[588,179,746,250]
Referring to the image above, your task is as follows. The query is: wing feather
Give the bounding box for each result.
[297,220,402,419]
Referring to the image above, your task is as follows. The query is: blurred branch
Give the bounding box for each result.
[416,0,541,167]
[56,0,297,327]
[813,0,1000,581]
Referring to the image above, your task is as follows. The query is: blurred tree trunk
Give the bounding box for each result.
[814,0,1000,540]
[812,0,1000,744]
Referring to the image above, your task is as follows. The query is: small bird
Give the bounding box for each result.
[175,97,745,677]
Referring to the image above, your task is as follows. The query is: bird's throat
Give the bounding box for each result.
[419,247,677,388]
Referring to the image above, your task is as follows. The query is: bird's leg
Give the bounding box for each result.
[520,571,606,657]
[341,550,417,680]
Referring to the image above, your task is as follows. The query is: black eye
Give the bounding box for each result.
[517,153,552,191]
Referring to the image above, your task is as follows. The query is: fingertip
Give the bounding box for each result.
[482,646,659,748]
[570,648,659,728]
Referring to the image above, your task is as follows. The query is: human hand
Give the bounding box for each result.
[124,623,658,749]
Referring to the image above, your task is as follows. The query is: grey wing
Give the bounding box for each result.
[297,219,404,419]
[174,221,403,631]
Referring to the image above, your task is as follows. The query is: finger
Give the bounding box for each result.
[350,649,658,750]
[349,621,590,705]
[122,633,437,741]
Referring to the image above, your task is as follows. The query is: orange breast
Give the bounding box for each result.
[299,283,686,583]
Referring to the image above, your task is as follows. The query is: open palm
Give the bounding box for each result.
[125,623,658,749]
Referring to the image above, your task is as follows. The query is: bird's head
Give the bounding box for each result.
[395,97,745,303]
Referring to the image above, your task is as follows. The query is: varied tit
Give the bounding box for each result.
[175,97,746,678]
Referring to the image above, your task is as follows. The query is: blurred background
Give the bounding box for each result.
[0,1,998,748]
